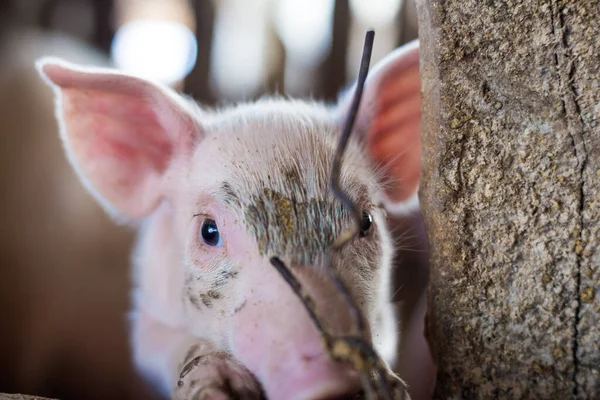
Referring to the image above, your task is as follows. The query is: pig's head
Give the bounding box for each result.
[36,40,421,400]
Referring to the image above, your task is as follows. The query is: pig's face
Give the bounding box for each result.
[36,40,421,399]
[133,101,401,396]
[177,101,394,347]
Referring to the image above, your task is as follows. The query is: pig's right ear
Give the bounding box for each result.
[36,58,201,220]
[334,40,421,216]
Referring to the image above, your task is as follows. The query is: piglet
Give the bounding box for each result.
[35,39,423,400]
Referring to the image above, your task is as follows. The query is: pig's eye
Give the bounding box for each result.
[360,211,373,237]
[200,219,223,247]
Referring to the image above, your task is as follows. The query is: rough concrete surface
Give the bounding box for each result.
[415,0,598,398]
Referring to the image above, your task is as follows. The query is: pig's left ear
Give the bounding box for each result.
[36,58,200,220]
[336,40,421,215]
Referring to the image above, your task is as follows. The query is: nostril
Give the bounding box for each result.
[300,349,327,364]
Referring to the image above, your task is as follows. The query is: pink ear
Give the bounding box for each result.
[339,40,421,214]
[36,58,200,219]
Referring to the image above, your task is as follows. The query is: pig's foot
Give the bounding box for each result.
[173,352,263,400]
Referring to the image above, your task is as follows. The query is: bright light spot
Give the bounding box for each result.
[274,0,335,66]
[111,20,197,86]
[349,0,402,26]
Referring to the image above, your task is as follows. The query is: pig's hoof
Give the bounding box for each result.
[173,352,263,400]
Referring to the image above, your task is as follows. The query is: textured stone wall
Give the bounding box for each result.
[415,0,599,398]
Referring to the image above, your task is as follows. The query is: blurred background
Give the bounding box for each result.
[0,1,418,399]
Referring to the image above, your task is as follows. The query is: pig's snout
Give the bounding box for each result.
[257,350,362,400]
[230,264,364,400]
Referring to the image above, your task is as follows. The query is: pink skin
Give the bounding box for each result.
[35,39,435,400]
[134,134,386,399]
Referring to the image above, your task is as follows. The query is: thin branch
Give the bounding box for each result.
[330,29,375,251]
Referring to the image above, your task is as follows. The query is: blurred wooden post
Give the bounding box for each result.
[396,0,418,45]
[415,0,599,397]
[318,0,349,101]
[183,0,216,104]
[92,0,115,53]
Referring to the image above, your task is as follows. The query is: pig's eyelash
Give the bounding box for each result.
[191,213,208,220]
[191,212,216,226]
[269,30,408,400]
